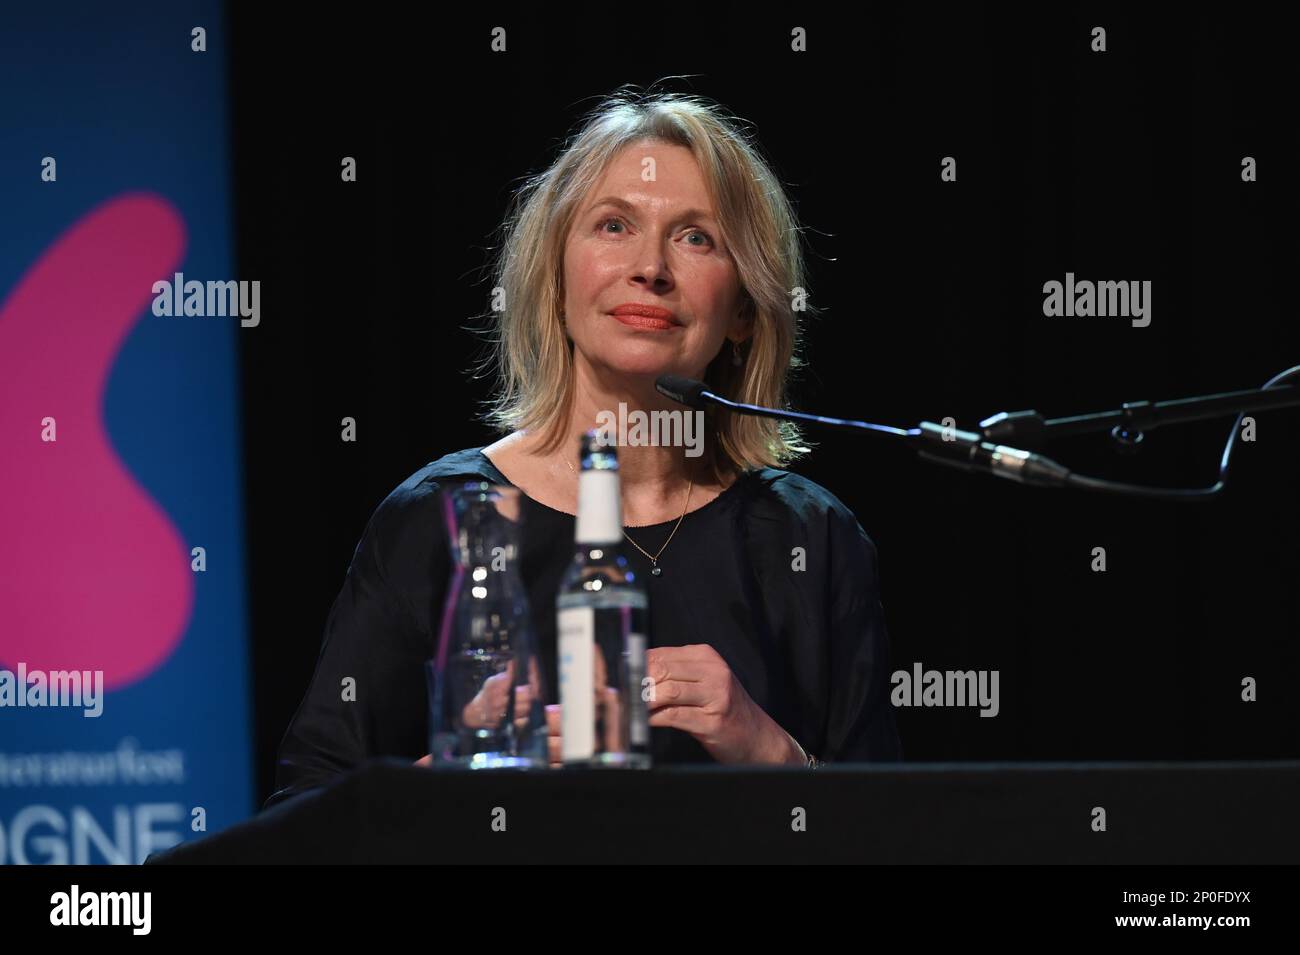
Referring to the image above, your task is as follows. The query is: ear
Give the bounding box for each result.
[727,291,756,344]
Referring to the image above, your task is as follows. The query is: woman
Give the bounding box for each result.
[266,89,901,809]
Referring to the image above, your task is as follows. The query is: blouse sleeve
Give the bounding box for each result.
[819,514,903,764]
[263,487,439,809]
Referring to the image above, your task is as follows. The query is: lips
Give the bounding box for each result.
[609,303,680,330]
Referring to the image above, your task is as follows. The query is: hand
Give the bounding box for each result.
[544,694,621,768]
[460,659,542,731]
[417,656,545,765]
[414,675,534,767]
[461,666,515,729]
[645,644,806,765]
[545,647,624,767]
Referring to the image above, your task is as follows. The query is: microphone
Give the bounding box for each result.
[656,365,1300,500]
[654,374,711,409]
[653,374,1071,488]
[911,422,1072,488]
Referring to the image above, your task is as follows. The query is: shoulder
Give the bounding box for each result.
[359,447,501,552]
[740,467,883,618]
[387,447,499,497]
[375,445,495,506]
[739,466,880,579]
[741,466,866,536]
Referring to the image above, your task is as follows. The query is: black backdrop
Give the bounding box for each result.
[226,5,1299,806]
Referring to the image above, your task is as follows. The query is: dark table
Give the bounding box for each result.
[149,759,1300,863]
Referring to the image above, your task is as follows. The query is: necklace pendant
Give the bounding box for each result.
[651,565,662,577]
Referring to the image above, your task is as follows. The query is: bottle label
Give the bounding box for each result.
[558,606,595,760]
[575,470,622,544]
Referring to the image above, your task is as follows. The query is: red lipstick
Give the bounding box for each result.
[609,303,680,330]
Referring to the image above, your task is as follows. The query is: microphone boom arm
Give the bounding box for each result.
[654,366,1300,502]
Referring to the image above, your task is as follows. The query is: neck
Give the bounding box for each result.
[551,357,714,509]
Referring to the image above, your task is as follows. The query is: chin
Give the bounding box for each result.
[596,348,684,380]
[608,363,672,382]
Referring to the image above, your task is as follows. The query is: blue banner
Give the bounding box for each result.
[0,2,253,863]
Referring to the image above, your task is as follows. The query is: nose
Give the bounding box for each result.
[630,246,674,293]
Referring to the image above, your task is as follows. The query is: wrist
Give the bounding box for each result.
[778,729,822,768]
[744,702,814,766]
[761,722,809,766]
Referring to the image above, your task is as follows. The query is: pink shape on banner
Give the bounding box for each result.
[0,192,194,691]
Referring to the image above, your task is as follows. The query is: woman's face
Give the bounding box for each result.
[561,140,748,383]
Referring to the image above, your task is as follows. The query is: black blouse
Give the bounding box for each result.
[266,448,902,808]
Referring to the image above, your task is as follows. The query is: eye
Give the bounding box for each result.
[595,216,715,248]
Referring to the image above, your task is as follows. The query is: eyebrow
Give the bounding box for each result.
[585,196,718,224]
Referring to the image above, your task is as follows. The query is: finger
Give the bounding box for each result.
[463,679,503,728]
[646,644,721,671]
[485,670,511,706]
[644,678,712,710]
[648,704,702,734]
[546,703,561,736]
[548,734,561,765]
[647,645,719,666]
[646,650,716,685]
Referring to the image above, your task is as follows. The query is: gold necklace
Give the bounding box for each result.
[565,457,693,577]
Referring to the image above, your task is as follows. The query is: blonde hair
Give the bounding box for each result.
[474,85,818,480]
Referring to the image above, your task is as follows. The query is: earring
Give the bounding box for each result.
[732,339,744,366]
